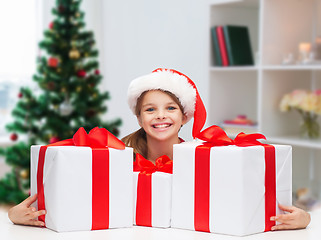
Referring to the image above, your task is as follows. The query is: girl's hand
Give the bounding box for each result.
[8,194,46,227]
[270,204,311,230]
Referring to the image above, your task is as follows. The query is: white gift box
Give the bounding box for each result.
[133,172,172,228]
[171,141,292,236]
[30,145,133,232]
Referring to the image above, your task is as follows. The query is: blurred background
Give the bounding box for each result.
[0,0,320,211]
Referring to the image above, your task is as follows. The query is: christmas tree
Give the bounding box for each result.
[0,0,121,204]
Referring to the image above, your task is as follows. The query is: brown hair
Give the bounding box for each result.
[121,90,184,159]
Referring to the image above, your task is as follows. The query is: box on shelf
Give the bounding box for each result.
[171,126,292,236]
[221,115,257,137]
[221,123,258,137]
[30,128,133,232]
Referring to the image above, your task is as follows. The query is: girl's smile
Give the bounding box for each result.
[152,123,172,130]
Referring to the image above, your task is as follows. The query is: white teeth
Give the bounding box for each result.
[154,124,171,128]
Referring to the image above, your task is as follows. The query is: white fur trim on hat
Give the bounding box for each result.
[127,69,197,123]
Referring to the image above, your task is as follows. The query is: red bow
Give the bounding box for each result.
[134,153,173,174]
[48,127,125,149]
[196,125,266,147]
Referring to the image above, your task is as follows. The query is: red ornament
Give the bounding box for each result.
[10,133,18,141]
[49,136,60,144]
[49,22,54,29]
[94,69,100,75]
[18,92,23,98]
[48,57,58,68]
[77,69,86,78]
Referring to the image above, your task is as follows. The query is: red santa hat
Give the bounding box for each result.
[127,68,207,138]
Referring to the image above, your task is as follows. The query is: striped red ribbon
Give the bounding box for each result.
[36,146,47,224]
[91,148,110,230]
[136,173,152,226]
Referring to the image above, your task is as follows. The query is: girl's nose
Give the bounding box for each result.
[156,110,166,119]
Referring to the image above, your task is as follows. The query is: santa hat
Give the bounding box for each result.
[127,68,207,138]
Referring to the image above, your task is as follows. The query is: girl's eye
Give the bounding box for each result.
[146,108,154,112]
[168,106,176,110]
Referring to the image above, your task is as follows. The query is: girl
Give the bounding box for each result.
[9,68,310,230]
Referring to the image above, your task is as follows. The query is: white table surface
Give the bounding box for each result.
[1,207,320,240]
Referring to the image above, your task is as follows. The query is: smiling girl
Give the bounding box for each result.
[122,68,310,230]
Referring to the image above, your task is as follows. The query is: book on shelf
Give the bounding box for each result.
[223,25,254,66]
[216,26,229,66]
[211,26,222,66]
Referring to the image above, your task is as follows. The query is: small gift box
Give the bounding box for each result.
[171,126,292,236]
[30,127,133,232]
[133,154,172,228]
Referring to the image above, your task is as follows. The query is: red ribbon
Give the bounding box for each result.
[134,153,173,227]
[36,146,47,224]
[194,125,276,232]
[36,127,125,229]
[196,125,266,147]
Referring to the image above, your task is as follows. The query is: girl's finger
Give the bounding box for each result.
[271,213,294,223]
[22,194,38,207]
[26,207,37,215]
[271,223,292,231]
[278,203,295,213]
[29,210,46,219]
[28,219,45,227]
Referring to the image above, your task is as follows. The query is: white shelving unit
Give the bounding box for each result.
[207,0,321,199]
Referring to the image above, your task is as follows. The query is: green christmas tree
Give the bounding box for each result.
[0,0,121,204]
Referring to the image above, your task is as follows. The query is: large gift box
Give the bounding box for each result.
[30,127,133,232]
[133,154,172,228]
[171,126,292,236]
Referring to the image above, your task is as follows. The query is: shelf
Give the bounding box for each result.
[210,66,258,72]
[262,65,321,71]
[221,123,258,129]
[209,65,321,72]
[208,0,321,149]
[209,0,259,8]
[208,0,321,201]
[267,135,321,150]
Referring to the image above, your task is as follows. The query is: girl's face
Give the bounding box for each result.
[137,90,187,142]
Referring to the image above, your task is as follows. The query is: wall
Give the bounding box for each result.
[100,0,209,139]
